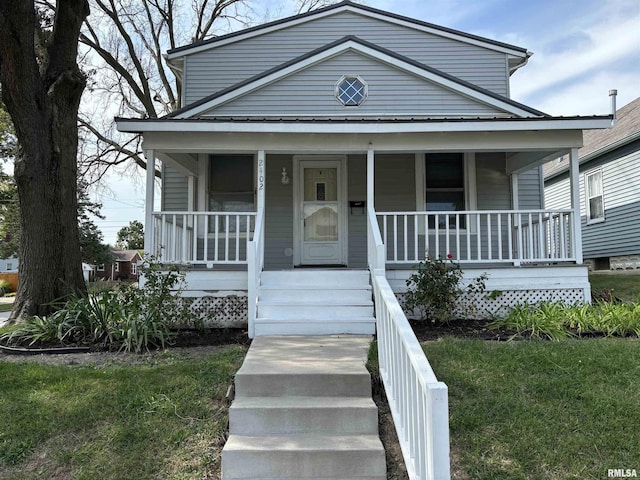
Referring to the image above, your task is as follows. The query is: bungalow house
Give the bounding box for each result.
[95,249,142,281]
[545,96,640,270]
[116,1,611,335]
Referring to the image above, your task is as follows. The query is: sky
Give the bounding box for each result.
[93,0,640,245]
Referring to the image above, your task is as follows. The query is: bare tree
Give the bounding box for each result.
[0,0,89,321]
[77,0,253,179]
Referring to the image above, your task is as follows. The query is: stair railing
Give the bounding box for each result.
[247,207,265,339]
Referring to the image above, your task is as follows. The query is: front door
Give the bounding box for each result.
[298,160,345,265]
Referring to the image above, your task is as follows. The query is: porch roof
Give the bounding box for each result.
[116,115,612,135]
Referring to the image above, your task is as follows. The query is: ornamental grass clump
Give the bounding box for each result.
[1,259,193,352]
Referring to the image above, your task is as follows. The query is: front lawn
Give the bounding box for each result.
[0,346,247,480]
[590,273,640,302]
[424,338,640,480]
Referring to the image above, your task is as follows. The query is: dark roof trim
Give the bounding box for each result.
[119,115,612,125]
[166,35,546,119]
[167,1,529,57]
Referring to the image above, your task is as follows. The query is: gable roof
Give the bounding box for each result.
[166,1,530,73]
[168,36,545,120]
[110,249,142,262]
[544,97,640,180]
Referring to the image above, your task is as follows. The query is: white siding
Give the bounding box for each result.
[184,11,509,105]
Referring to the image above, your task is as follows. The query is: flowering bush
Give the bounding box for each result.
[404,252,486,324]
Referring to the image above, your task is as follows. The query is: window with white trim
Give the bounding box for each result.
[418,153,476,228]
[131,262,137,275]
[97,264,105,272]
[115,262,120,272]
[335,76,368,106]
[585,169,604,223]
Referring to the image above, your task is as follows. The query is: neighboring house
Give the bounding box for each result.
[544,96,640,271]
[0,257,18,272]
[82,263,96,283]
[95,249,142,281]
[116,1,611,334]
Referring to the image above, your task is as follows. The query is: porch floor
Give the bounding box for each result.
[222,335,386,479]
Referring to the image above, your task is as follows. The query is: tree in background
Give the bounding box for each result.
[0,0,90,321]
[116,220,144,250]
[78,186,113,266]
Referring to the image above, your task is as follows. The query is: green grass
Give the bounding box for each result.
[0,346,247,479]
[0,303,12,312]
[423,338,640,480]
[590,273,640,302]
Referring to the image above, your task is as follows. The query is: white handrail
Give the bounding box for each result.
[247,208,265,339]
[377,209,575,265]
[367,208,451,480]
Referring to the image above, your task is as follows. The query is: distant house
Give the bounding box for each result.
[0,257,18,272]
[544,96,640,270]
[82,263,96,283]
[96,249,142,281]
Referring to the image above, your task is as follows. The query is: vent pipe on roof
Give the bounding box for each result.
[609,89,618,123]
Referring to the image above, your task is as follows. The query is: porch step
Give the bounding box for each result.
[256,269,375,336]
[222,336,386,480]
[229,396,378,435]
[222,435,386,479]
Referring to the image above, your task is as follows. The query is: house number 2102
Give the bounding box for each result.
[258,158,265,190]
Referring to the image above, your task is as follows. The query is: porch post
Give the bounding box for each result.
[569,147,584,264]
[511,173,521,266]
[257,150,266,213]
[367,145,374,208]
[144,149,155,259]
[510,173,519,209]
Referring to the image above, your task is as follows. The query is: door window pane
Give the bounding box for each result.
[304,168,337,201]
[304,204,338,241]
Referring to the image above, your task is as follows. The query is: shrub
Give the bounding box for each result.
[0,279,12,296]
[404,253,486,324]
[0,258,193,352]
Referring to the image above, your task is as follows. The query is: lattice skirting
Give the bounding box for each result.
[397,288,586,320]
[186,293,248,328]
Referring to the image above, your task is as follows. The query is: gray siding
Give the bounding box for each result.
[476,152,510,210]
[544,141,640,259]
[162,165,189,211]
[518,167,543,209]
[184,10,509,105]
[347,155,367,268]
[208,51,500,117]
[374,154,417,211]
[264,155,294,269]
[581,142,640,258]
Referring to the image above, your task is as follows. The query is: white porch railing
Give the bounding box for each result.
[247,207,265,339]
[368,207,450,480]
[152,211,257,265]
[377,209,575,265]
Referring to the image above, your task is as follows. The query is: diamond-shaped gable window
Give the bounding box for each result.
[336,76,367,106]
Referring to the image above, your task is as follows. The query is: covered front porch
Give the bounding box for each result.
[114,118,610,328]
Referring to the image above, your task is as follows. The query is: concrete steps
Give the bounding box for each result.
[221,336,386,480]
[255,270,375,336]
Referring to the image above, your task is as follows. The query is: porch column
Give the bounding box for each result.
[511,173,521,266]
[569,147,584,264]
[510,173,519,209]
[367,145,374,208]
[257,150,265,214]
[144,149,155,258]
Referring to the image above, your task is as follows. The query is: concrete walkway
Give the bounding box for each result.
[222,335,386,479]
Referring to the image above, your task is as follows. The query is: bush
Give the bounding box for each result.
[0,279,12,297]
[0,259,193,352]
[404,253,486,324]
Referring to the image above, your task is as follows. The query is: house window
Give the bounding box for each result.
[209,155,255,232]
[131,262,137,275]
[115,262,120,272]
[586,169,604,223]
[424,153,473,228]
[335,76,367,106]
[6,263,12,271]
[97,264,105,271]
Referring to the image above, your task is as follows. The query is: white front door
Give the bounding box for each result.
[297,160,346,265]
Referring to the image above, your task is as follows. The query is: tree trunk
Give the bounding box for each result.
[0,0,90,322]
